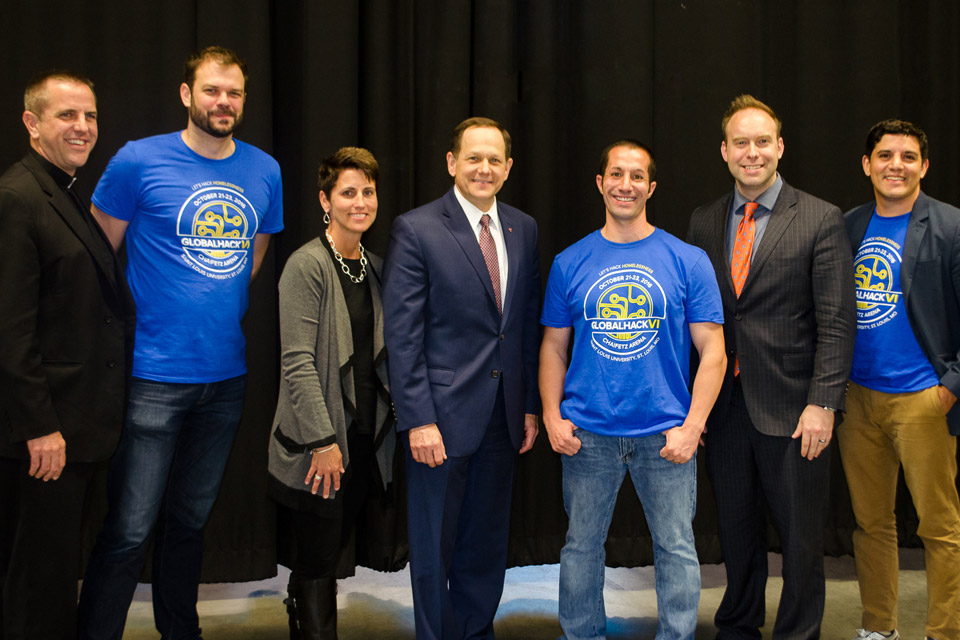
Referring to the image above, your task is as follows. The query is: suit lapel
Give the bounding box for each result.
[847,203,873,249]
[24,155,122,296]
[499,206,520,324]
[740,183,798,296]
[54,190,122,295]
[440,190,500,316]
[710,193,737,297]
[901,192,930,301]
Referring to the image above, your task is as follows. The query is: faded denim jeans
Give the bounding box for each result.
[559,427,700,640]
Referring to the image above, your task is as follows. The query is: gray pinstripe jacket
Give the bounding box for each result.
[688,181,856,436]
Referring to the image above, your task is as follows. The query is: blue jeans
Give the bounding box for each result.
[559,428,700,640]
[78,375,245,640]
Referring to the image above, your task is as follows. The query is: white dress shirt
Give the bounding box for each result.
[453,186,509,297]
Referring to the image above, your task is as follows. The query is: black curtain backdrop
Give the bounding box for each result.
[2,0,958,582]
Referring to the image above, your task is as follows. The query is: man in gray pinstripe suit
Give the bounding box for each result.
[687,94,856,640]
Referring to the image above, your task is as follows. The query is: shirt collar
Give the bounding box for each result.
[733,172,783,214]
[453,186,501,231]
[29,147,75,190]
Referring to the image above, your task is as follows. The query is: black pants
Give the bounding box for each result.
[0,457,104,640]
[706,381,830,640]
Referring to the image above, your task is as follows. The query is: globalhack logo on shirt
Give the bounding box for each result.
[583,264,665,362]
[176,181,259,279]
[854,236,902,329]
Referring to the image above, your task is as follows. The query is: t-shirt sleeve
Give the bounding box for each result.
[257,160,284,234]
[686,251,724,324]
[541,256,573,328]
[91,143,141,222]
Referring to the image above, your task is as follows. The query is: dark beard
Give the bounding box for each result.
[189,103,243,138]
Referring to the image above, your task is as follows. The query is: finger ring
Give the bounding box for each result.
[315,474,322,481]
[818,439,827,444]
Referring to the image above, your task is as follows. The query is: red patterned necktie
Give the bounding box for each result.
[479,214,502,315]
[731,201,758,376]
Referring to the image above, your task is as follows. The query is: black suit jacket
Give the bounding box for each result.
[846,191,960,435]
[0,152,134,462]
[688,181,856,436]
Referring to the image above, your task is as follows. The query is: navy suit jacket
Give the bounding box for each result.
[383,188,540,456]
[688,181,856,436]
[846,191,960,435]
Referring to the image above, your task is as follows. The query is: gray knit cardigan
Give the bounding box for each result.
[267,237,395,497]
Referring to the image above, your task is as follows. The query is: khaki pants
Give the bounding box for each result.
[838,381,960,640]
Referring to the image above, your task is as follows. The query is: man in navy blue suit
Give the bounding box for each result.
[383,117,541,640]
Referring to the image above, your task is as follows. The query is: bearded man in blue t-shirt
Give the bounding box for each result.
[77,46,284,640]
[540,140,726,640]
[839,119,960,640]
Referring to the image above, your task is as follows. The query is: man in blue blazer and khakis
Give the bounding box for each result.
[383,117,541,640]
[839,119,960,640]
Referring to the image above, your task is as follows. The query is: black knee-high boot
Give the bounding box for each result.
[284,575,301,640]
[293,577,338,639]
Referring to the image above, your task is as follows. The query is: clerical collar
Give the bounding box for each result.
[29,147,76,190]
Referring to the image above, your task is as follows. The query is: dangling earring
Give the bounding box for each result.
[323,211,331,225]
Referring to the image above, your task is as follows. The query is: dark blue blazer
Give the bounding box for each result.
[383,188,540,456]
[846,191,960,435]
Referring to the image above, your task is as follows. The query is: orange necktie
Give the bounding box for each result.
[731,201,758,376]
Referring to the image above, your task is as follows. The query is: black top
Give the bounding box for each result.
[322,238,377,436]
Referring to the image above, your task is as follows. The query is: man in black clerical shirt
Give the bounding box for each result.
[0,71,133,639]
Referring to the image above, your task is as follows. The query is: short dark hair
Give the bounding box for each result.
[317,147,379,196]
[449,117,512,160]
[865,118,929,160]
[721,94,782,140]
[184,46,248,90]
[598,139,657,182]
[24,71,95,114]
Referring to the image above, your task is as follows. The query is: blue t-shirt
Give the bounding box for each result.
[93,132,284,382]
[541,229,724,437]
[851,210,938,392]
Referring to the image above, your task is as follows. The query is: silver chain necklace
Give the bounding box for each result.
[325,231,367,284]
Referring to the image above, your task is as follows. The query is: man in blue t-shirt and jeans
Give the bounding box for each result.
[540,140,726,640]
[77,46,283,640]
[840,119,960,640]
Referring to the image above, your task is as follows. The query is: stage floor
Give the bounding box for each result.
[120,550,928,639]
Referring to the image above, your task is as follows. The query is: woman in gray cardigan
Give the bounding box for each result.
[267,147,395,639]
